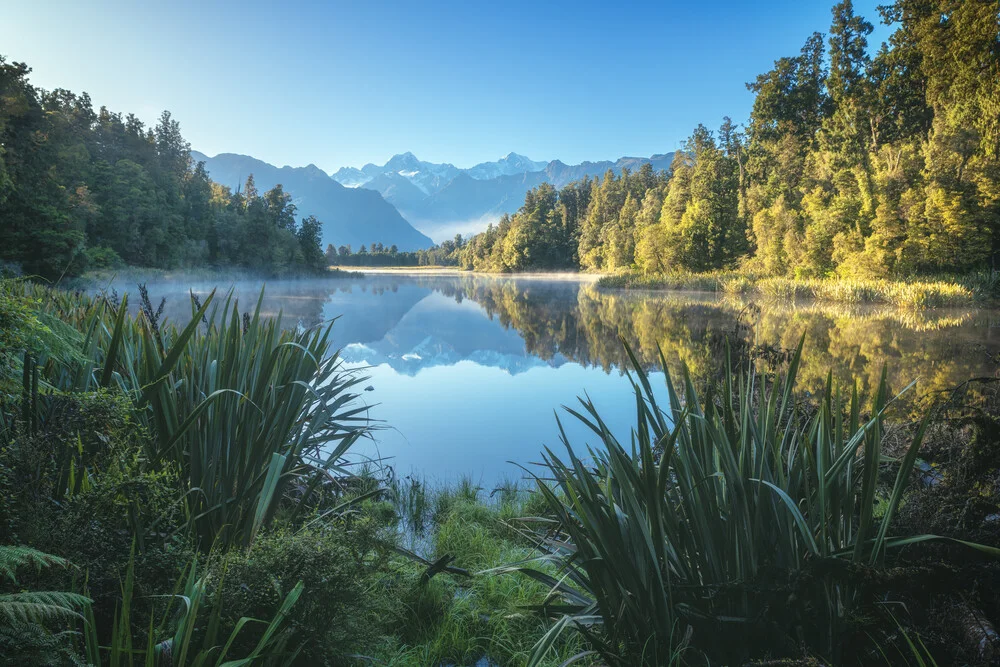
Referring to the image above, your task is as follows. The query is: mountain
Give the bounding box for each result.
[192,151,433,251]
[331,151,675,241]
[414,172,549,238]
[465,152,549,180]
[332,152,460,196]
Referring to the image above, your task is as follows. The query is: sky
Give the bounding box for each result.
[1,0,892,172]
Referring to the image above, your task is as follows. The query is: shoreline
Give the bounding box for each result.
[599,271,996,309]
[331,265,998,309]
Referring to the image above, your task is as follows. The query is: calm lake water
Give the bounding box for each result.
[103,271,1000,486]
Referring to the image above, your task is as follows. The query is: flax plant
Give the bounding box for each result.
[19,283,371,550]
[512,338,999,666]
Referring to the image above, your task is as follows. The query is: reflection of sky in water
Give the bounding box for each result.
[347,360,665,487]
[326,286,667,485]
[97,272,1000,483]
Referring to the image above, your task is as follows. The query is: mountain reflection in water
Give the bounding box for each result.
[100,272,1000,483]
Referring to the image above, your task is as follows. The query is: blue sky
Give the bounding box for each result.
[2,0,891,171]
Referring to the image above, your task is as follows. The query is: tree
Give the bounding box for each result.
[297,215,325,270]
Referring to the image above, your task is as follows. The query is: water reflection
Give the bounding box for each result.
[103,273,1000,481]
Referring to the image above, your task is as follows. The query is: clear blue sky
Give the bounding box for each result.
[2,0,890,171]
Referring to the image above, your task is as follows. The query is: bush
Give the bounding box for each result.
[1,389,143,539]
[83,246,124,270]
[209,526,387,665]
[513,341,1000,666]
[0,281,42,403]
[0,388,196,643]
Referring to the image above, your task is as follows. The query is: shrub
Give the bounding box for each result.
[0,546,91,666]
[0,388,196,642]
[83,246,124,270]
[209,526,386,665]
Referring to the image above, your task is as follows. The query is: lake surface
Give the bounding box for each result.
[103,271,1000,487]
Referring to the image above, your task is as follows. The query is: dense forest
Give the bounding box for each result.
[325,235,466,267]
[0,60,327,278]
[459,0,1000,278]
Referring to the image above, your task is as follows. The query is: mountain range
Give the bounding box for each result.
[332,151,675,240]
[191,151,434,251]
[192,149,675,248]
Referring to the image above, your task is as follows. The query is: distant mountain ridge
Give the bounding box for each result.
[332,151,675,240]
[192,149,675,248]
[191,151,434,252]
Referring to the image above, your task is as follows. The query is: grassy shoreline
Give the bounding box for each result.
[597,270,999,309]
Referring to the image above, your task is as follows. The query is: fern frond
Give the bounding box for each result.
[0,546,72,584]
[0,591,91,624]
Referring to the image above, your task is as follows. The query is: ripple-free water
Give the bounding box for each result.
[100,271,1000,486]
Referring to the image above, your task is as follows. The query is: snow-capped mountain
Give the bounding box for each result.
[331,151,547,194]
[465,152,549,180]
[331,152,460,195]
[331,150,675,241]
[195,148,676,248]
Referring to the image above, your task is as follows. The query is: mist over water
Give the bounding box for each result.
[91,271,1000,484]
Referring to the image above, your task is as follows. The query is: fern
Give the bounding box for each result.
[0,545,72,584]
[0,620,86,667]
[0,545,92,628]
[0,592,91,624]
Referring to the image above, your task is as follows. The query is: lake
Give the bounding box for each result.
[103,271,1000,488]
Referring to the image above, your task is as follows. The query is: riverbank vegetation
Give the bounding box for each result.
[325,237,466,268]
[455,1,999,295]
[597,271,995,308]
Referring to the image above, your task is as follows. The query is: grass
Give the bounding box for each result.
[597,270,997,308]
[379,480,594,667]
[78,552,304,666]
[5,276,997,665]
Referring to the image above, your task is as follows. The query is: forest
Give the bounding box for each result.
[458,1,1000,279]
[325,235,466,267]
[0,60,327,278]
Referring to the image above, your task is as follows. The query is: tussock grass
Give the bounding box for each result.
[598,270,993,308]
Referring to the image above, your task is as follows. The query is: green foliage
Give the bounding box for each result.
[0,59,328,278]
[0,545,91,666]
[12,282,371,550]
[328,237,464,268]
[455,1,1000,282]
[509,341,999,666]
[0,281,42,402]
[377,489,592,667]
[0,281,380,664]
[81,553,305,667]
[209,526,385,665]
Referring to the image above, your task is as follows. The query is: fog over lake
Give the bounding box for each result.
[94,271,1000,486]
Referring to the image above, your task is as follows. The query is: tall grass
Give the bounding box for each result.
[82,553,303,666]
[598,270,990,308]
[509,339,999,666]
[15,282,371,550]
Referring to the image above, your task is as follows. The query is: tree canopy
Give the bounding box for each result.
[459,0,1000,279]
[0,58,329,278]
